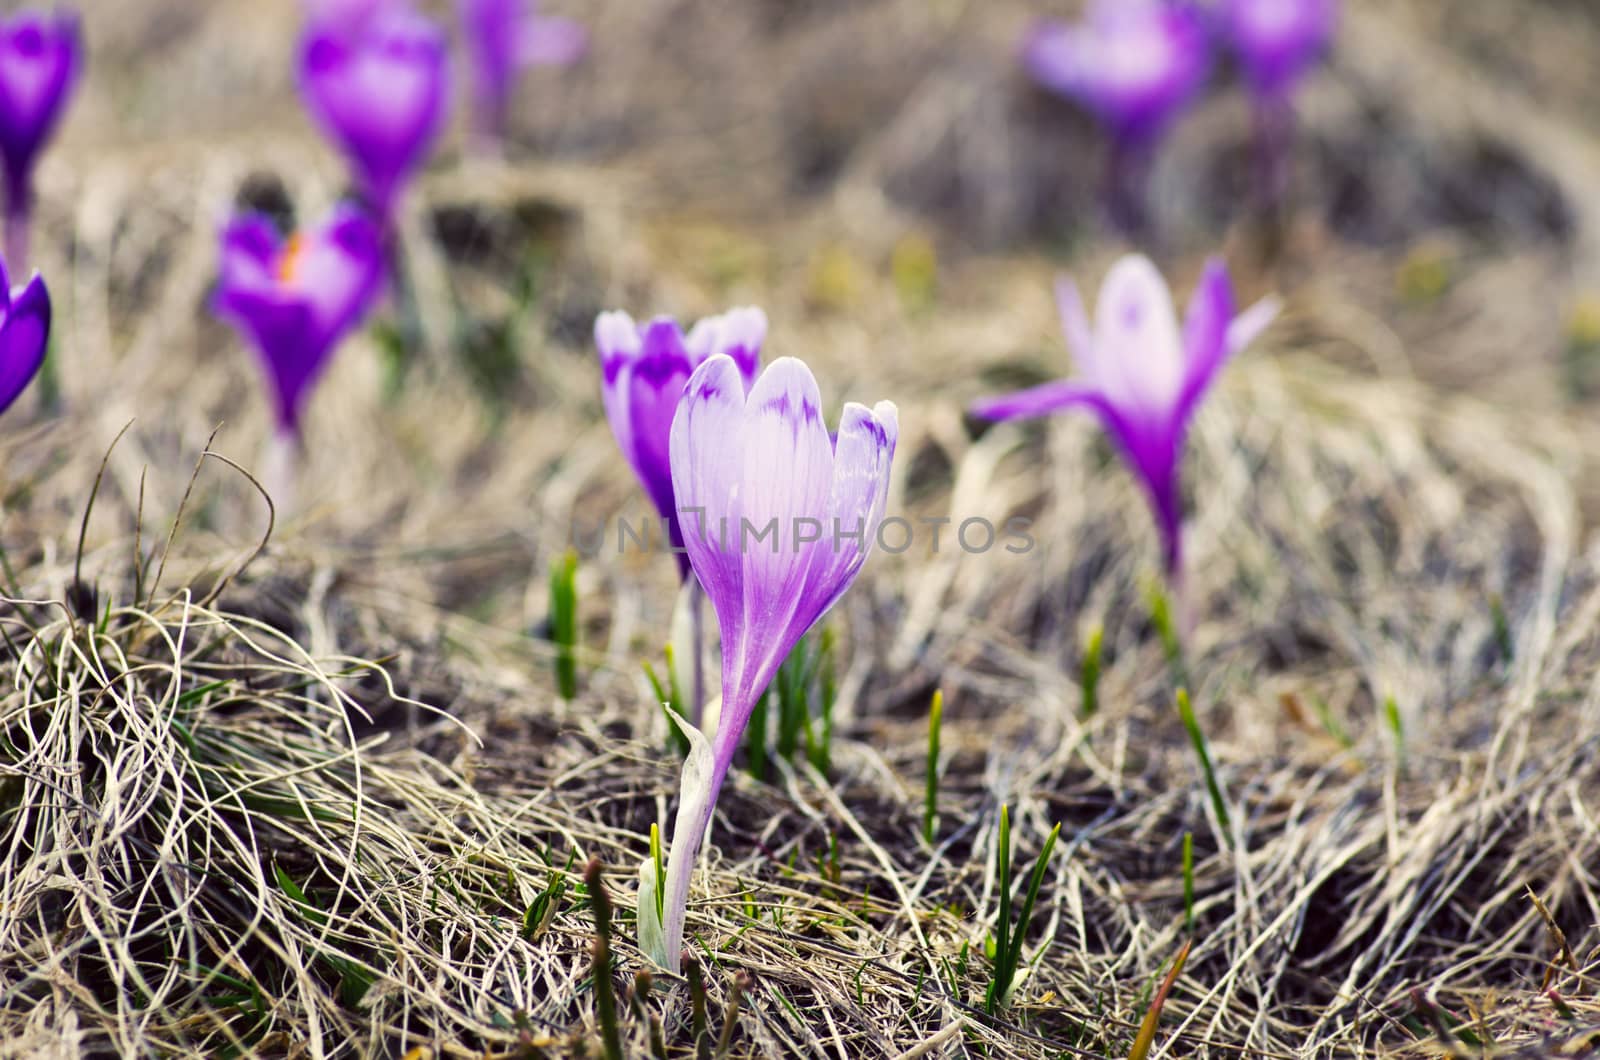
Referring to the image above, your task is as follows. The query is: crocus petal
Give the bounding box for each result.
[519,14,587,67]
[1093,255,1185,416]
[684,305,766,387]
[1054,277,1096,378]
[1176,257,1233,414]
[671,353,750,614]
[970,379,1108,423]
[0,10,80,191]
[1226,295,1282,356]
[0,271,49,414]
[622,318,696,524]
[810,400,898,613]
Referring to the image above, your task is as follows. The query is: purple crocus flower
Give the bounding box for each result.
[460,0,587,147]
[299,5,450,221]
[1022,0,1210,232]
[1023,0,1210,148]
[0,254,51,415]
[594,307,766,575]
[971,255,1277,583]
[0,9,81,268]
[638,354,897,972]
[1220,0,1337,207]
[213,206,386,438]
[1221,0,1337,99]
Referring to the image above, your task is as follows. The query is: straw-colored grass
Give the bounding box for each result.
[5,0,1600,1056]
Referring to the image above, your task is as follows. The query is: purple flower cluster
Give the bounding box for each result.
[1023,0,1339,221]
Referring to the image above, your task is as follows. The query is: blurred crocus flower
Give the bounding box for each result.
[300,0,389,34]
[1221,0,1337,100]
[594,307,766,576]
[971,255,1277,583]
[299,5,450,221]
[0,9,81,267]
[1024,0,1210,147]
[1220,0,1337,206]
[213,206,386,438]
[637,354,897,972]
[460,0,587,146]
[0,254,51,415]
[1023,0,1209,231]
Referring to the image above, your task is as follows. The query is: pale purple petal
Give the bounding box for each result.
[0,270,49,414]
[811,400,898,615]
[1054,277,1096,379]
[519,13,587,67]
[718,357,836,743]
[671,354,751,630]
[1093,254,1185,416]
[1226,295,1281,356]
[970,379,1107,423]
[1176,257,1233,416]
[685,305,766,388]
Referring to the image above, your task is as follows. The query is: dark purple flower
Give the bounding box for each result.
[971,255,1277,580]
[594,307,765,576]
[299,5,450,219]
[0,8,81,263]
[1221,0,1338,99]
[1022,0,1210,146]
[214,206,385,436]
[460,0,586,144]
[0,253,50,415]
[638,354,897,971]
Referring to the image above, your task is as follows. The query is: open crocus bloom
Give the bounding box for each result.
[637,355,897,971]
[213,206,386,436]
[0,9,80,243]
[460,0,587,143]
[1022,0,1210,146]
[595,307,766,576]
[971,255,1278,580]
[299,5,449,220]
[0,253,51,415]
[1222,0,1338,100]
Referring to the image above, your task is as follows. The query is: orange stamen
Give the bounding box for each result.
[277,234,308,283]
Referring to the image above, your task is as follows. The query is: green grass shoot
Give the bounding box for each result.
[1177,689,1232,846]
[1181,831,1195,935]
[549,548,580,699]
[1080,624,1104,718]
[985,805,1062,1014]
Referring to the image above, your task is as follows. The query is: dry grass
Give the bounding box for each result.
[4,0,1600,1056]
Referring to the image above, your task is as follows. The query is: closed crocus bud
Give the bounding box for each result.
[0,253,51,416]
[1222,0,1338,101]
[213,206,386,438]
[0,8,81,266]
[1023,0,1210,149]
[460,0,586,146]
[638,354,897,972]
[971,255,1279,584]
[299,5,450,221]
[594,307,765,577]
